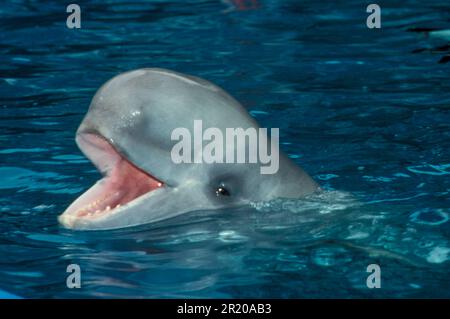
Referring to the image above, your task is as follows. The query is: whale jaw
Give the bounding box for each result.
[59,133,164,229]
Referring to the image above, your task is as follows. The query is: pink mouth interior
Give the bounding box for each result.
[63,133,163,219]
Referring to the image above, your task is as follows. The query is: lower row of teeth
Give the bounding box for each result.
[77,194,122,217]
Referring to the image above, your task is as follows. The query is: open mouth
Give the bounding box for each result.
[59,133,164,227]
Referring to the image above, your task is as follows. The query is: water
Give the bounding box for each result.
[1,0,449,298]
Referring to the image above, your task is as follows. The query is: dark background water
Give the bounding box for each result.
[0,0,449,298]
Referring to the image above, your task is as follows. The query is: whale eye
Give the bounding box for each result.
[215,186,230,197]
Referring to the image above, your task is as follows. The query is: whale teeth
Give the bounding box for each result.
[76,195,125,218]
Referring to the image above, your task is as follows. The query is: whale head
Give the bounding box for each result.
[58,68,318,230]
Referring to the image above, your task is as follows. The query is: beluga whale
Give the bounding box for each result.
[59,68,319,230]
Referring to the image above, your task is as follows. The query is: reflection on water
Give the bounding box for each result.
[0,0,449,298]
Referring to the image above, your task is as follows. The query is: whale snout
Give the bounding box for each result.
[59,133,164,229]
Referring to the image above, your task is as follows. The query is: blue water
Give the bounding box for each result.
[1,0,450,298]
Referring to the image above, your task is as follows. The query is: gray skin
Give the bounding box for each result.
[59,68,319,230]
